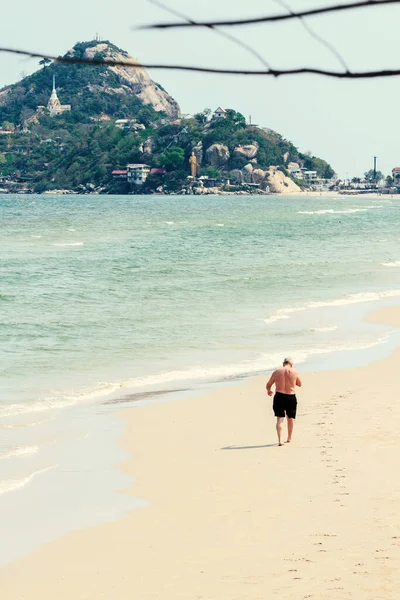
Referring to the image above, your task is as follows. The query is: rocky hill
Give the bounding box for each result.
[0,40,180,126]
[0,40,334,194]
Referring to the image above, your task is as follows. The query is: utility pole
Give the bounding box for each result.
[373,156,377,187]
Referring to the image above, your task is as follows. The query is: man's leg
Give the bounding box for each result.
[276,417,285,446]
[286,417,294,442]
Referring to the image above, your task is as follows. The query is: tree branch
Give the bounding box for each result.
[138,0,400,29]
[1,46,400,79]
[145,0,272,69]
[272,0,350,72]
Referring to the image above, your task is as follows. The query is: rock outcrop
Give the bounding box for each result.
[252,168,268,185]
[80,43,180,118]
[229,169,243,184]
[242,163,253,183]
[142,137,155,157]
[233,142,259,160]
[265,167,302,194]
[205,143,230,168]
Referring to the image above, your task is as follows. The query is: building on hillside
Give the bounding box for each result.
[287,162,303,179]
[46,76,71,116]
[392,167,400,182]
[127,164,151,185]
[115,119,146,131]
[112,169,128,179]
[213,107,227,120]
[115,119,130,129]
[150,168,167,176]
[303,170,318,182]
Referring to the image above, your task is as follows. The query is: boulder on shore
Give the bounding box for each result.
[205,143,230,168]
[266,167,301,194]
[229,169,243,184]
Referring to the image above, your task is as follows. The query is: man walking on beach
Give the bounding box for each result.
[266,357,302,446]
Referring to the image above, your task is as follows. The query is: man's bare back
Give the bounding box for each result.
[272,366,301,395]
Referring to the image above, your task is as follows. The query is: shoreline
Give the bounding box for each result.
[1,305,400,597]
[2,190,397,198]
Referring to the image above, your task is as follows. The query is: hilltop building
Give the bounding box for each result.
[213,107,227,120]
[45,76,71,117]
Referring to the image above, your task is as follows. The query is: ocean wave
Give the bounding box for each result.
[31,235,42,238]
[0,446,39,461]
[311,326,339,332]
[0,334,389,418]
[0,382,119,418]
[382,261,400,267]
[298,206,382,215]
[52,242,84,247]
[0,465,57,496]
[264,289,400,324]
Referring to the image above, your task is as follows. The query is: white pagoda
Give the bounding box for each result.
[47,76,71,116]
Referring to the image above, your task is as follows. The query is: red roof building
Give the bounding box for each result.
[112,169,128,178]
[150,168,167,175]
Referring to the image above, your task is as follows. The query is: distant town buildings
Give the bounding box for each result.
[392,167,400,182]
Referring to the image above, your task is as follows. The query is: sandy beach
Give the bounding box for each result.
[1,306,400,599]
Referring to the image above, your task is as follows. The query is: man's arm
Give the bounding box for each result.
[296,373,302,388]
[266,372,276,396]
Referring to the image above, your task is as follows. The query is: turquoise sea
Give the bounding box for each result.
[1,192,400,562]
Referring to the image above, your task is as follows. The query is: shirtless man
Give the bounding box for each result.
[266,357,302,446]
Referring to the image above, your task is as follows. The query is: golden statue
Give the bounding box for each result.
[189,151,198,178]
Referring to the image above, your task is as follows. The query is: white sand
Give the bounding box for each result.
[1,307,400,599]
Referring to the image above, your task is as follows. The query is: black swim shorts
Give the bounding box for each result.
[273,392,297,419]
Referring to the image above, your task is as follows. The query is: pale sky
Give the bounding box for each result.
[1,0,400,177]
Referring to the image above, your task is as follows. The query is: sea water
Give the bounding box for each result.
[1,193,400,561]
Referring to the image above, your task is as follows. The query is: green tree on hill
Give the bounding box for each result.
[159,146,185,172]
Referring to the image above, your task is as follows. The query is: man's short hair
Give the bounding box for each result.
[283,357,293,366]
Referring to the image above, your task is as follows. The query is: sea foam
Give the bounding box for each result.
[264,289,400,324]
[0,445,39,461]
[298,206,383,215]
[382,261,400,267]
[52,242,84,247]
[0,334,388,418]
[0,465,56,496]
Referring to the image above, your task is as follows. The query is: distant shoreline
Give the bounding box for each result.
[1,190,397,198]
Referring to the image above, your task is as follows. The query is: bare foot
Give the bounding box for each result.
[286,439,292,443]
[278,442,284,446]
